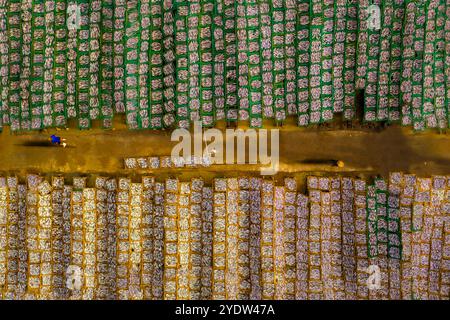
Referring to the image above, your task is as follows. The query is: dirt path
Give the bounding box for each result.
[0,122,449,181]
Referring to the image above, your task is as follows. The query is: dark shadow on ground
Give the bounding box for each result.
[357,126,450,176]
[299,159,338,166]
[16,141,76,148]
[19,141,54,147]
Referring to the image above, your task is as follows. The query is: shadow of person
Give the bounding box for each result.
[19,141,54,147]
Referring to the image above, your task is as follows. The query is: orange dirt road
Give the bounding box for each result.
[1,120,448,185]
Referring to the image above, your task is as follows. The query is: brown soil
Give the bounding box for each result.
[0,116,449,188]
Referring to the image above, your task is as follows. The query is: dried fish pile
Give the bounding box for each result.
[124,155,212,169]
[0,173,449,300]
[1,1,449,132]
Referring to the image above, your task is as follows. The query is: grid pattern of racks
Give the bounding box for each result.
[0,172,448,300]
[0,1,450,131]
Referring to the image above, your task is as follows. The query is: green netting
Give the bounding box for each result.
[296,1,309,126]
[112,0,125,116]
[223,0,237,122]
[363,0,381,122]
[199,0,214,128]
[411,178,427,232]
[100,0,114,129]
[285,1,297,120]
[187,1,200,127]
[411,2,426,131]
[400,1,415,127]
[375,0,392,122]
[0,0,449,132]
[272,2,285,125]
[308,0,322,124]
[445,0,450,128]
[124,0,140,130]
[366,177,402,260]
[76,0,91,129]
[387,193,402,260]
[161,1,176,129]
[41,1,54,128]
[247,0,262,128]
[66,1,78,120]
[374,179,388,258]
[260,0,273,120]
[8,0,24,131]
[386,0,404,123]
[149,0,163,129]
[343,1,357,120]
[355,0,369,90]
[52,0,68,128]
[331,1,345,115]
[87,0,101,125]
[432,1,446,129]
[174,1,189,129]
[0,0,8,127]
[366,184,378,258]
[320,0,333,123]
[422,2,437,129]
[30,0,46,132]
[211,2,225,123]
[236,0,249,124]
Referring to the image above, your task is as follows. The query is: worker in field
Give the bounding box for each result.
[50,134,67,148]
[336,160,345,168]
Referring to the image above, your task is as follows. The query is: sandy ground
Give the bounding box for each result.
[0,117,449,187]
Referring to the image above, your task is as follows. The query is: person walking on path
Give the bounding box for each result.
[50,134,67,148]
